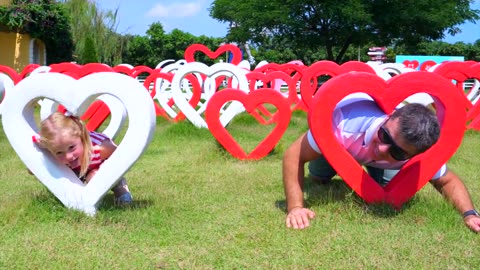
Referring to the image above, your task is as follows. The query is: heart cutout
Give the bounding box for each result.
[205,88,291,159]
[184,44,243,65]
[145,71,202,122]
[252,63,307,111]
[246,71,299,124]
[39,63,131,135]
[39,95,127,140]
[2,72,156,215]
[432,61,480,123]
[309,71,466,207]
[300,60,377,109]
[171,62,249,128]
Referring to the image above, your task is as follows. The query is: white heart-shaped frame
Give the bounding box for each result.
[2,72,155,215]
[153,73,193,119]
[171,62,249,128]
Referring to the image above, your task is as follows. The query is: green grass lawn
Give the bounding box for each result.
[1,110,480,269]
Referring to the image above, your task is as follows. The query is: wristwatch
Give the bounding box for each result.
[462,209,480,218]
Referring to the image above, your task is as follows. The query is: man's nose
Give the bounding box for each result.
[377,143,392,154]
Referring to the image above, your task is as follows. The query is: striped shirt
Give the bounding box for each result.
[72,131,111,179]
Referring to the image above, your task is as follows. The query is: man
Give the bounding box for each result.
[282,96,480,232]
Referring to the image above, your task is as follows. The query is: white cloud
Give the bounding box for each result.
[146,2,202,18]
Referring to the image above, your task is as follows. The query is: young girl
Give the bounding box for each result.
[35,111,133,205]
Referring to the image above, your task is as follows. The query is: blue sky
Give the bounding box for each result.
[95,0,228,37]
[95,0,479,43]
[443,0,480,43]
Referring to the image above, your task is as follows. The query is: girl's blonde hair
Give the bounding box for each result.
[37,112,92,178]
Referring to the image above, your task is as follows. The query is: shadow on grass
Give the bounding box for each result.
[30,191,153,214]
[275,175,418,218]
[97,193,153,211]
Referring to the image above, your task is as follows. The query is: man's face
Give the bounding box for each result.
[371,117,418,162]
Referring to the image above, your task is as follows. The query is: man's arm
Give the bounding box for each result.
[282,132,321,229]
[430,170,480,232]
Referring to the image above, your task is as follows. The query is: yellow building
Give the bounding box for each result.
[0,0,47,72]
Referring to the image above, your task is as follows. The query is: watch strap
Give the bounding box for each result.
[462,209,479,218]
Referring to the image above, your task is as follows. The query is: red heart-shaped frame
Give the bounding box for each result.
[432,61,476,104]
[77,63,115,77]
[432,61,480,127]
[113,64,134,76]
[184,44,244,91]
[19,64,40,79]
[467,103,480,130]
[246,71,299,124]
[253,62,306,83]
[253,63,306,111]
[309,71,466,207]
[49,62,82,75]
[184,43,243,65]
[300,61,376,109]
[0,65,21,84]
[205,88,291,160]
[131,66,154,78]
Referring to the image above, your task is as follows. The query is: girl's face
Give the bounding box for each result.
[49,134,84,169]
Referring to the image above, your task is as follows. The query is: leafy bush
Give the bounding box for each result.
[0,0,74,64]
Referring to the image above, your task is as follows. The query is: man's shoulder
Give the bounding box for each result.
[337,97,383,119]
[335,96,385,133]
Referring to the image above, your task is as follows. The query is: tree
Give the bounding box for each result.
[162,29,197,61]
[145,22,167,66]
[61,0,123,65]
[122,22,224,67]
[414,40,480,61]
[80,34,99,63]
[210,0,480,63]
[122,34,153,67]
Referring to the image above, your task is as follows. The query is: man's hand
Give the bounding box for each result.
[464,215,480,233]
[286,207,315,229]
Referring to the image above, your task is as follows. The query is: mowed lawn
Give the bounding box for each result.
[1,109,480,269]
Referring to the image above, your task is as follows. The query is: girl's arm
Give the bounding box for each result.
[98,138,117,160]
[84,139,117,183]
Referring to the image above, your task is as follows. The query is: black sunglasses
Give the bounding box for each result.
[377,126,410,161]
